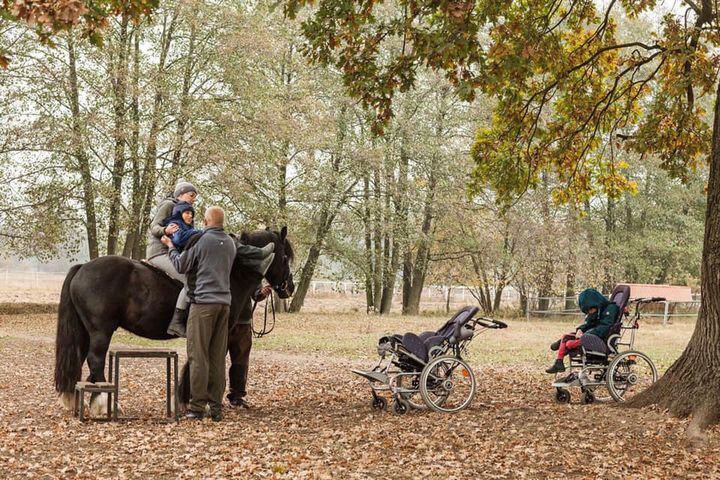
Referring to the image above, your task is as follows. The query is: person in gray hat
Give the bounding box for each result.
[147,180,274,337]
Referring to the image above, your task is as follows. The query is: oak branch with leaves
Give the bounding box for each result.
[287,0,720,432]
[0,0,158,66]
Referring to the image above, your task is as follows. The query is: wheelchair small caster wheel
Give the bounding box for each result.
[372,397,387,411]
[393,399,408,415]
[555,388,571,404]
[581,391,595,405]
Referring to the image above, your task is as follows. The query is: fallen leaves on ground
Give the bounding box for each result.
[0,317,718,479]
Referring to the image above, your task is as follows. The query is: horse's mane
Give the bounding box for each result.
[237,229,294,264]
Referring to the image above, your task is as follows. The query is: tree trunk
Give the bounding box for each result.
[564,263,576,311]
[135,10,179,258]
[602,196,617,292]
[399,142,412,314]
[372,164,383,312]
[288,204,338,312]
[402,250,412,313]
[288,244,321,313]
[469,254,491,313]
[287,138,355,312]
[122,29,142,258]
[629,79,720,431]
[67,34,99,259]
[379,233,395,314]
[492,283,505,312]
[168,14,197,186]
[536,265,554,315]
[379,152,398,315]
[274,147,290,314]
[106,14,130,255]
[381,141,408,315]
[362,172,374,312]
[404,171,436,315]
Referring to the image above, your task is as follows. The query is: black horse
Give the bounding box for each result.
[54,227,294,412]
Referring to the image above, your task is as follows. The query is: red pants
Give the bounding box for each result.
[557,334,582,360]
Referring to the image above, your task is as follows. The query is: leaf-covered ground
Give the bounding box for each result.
[0,313,718,479]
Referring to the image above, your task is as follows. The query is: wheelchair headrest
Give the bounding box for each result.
[609,284,631,312]
[436,306,479,340]
[608,284,631,336]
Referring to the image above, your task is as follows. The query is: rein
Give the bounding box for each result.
[251,291,276,338]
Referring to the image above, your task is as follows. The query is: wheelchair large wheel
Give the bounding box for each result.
[419,356,476,413]
[606,351,658,402]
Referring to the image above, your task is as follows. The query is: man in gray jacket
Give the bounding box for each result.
[161,206,235,421]
[148,180,273,337]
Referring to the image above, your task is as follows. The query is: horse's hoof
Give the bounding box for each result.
[89,393,109,416]
[59,392,75,410]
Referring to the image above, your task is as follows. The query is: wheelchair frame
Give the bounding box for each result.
[352,316,507,414]
[552,296,664,404]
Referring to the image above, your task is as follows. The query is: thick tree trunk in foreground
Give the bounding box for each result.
[630,81,720,430]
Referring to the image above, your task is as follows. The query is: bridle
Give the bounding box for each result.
[251,293,276,338]
[251,264,292,338]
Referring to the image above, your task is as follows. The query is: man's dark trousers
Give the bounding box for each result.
[187,303,229,415]
[228,323,252,401]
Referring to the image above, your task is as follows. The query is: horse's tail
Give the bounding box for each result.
[54,264,89,395]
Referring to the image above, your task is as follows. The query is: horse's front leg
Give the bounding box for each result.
[85,332,112,416]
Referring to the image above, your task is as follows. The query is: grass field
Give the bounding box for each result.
[106,312,694,372]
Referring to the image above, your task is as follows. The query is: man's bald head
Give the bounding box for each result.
[204,206,225,228]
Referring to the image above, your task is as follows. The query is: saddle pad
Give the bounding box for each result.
[140,259,182,285]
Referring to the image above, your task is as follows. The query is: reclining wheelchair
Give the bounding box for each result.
[552,285,663,404]
[352,306,507,414]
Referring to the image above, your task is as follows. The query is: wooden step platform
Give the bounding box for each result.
[74,347,179,422]
[74,382,117,421]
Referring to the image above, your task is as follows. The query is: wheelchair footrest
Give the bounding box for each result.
[552,373,580,388]
[351,369,389,384]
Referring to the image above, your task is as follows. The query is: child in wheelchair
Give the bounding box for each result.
[548,285,663,404]
[545,288,619,374]
[352,306,506,414]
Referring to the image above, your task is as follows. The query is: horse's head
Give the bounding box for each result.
[238,226,295,299]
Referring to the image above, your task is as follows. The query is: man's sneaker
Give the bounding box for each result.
[210,410,223,422]
[184,410,204,420]
[545,359,566,374]
[167,308,188,337]
[550,339,561,351]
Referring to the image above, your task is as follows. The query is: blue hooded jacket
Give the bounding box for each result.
[576,288,619,339]
[162,202,201,252]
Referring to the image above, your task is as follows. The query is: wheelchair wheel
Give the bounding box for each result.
[395,375,425,410]
[555,388,571,404]
[580,389,595,405]
[371,396,387,411]
[419,356,476,413]
[393,397,408,415]
[606,351,658,402]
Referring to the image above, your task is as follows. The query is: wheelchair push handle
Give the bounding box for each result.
[475,317,508,329]
[633,296,667,304]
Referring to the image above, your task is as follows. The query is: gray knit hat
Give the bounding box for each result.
[173,181,197,198]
